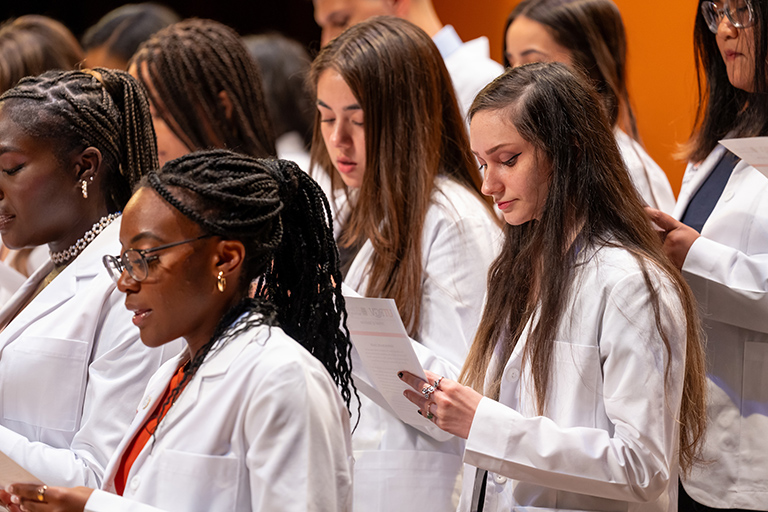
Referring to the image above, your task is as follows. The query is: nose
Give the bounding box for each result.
[321,27,341,48]
[481,164,501,198]
[117,266,140,294]
[717,9,738,37]
[330,121,351,149]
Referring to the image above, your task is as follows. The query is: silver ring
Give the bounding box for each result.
[434,376,444,389]
[421,384,436,400]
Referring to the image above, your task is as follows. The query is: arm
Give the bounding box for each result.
[463,272,684,502]
[417,212,501,368]
[0,288,180,488]
[246,354,352,512]
[3,485,167,512]
[648,206,768,333]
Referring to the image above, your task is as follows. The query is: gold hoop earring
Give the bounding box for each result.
[217,271,226,293]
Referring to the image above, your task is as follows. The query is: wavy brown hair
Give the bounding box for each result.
[459,63,707,474]
[309,16,496,337]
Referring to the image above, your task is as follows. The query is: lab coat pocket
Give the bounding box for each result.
[152,450,240,511]
[550,342,600,425]
[2,336,89,431]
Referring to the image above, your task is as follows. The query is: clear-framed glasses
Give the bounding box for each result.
[102,234,213,283]
[701,0,755,33]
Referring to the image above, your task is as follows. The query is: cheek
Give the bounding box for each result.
[153,116,190,165]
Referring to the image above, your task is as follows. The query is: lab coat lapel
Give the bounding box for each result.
[153,325,259,433]
[673,146,726,219]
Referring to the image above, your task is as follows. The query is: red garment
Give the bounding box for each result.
[114,364,188,495]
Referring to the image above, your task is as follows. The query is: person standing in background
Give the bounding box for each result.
[313,0,503,118]
[647,0,768,510]
[503,0,676,212]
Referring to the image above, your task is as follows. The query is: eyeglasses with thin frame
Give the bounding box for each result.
[102,234,213,283]
[701,0,755,33]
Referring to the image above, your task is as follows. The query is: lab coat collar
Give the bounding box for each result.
[673,145,727,219]
[0,218,122,344]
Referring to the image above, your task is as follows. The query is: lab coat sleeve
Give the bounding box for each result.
[463,271,684,503]
[418,213,499,368]
[245,356,352,512]
[0,289,179,488]
[682,235,768,333]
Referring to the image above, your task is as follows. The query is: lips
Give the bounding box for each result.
[725,50,743,60]
[128,307,152,328]
[0,213,14,230]
[335,157,357,174]
[496,200,515,211]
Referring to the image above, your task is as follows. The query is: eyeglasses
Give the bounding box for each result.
[701,0,755,33]
[102,234,212,283]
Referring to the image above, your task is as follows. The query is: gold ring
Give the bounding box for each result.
[37,485,47,502]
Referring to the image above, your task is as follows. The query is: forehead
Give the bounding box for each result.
[314,0,389,25]
[506,16,558,48]
[0,105,55,156]
[122,187,198,242]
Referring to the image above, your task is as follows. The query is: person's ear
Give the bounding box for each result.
[390,0,411,17]
[213,238,246,283]
[218,90,234,121]
[73,147,103,183]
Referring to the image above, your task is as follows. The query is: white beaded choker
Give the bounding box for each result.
[50,213,121,266]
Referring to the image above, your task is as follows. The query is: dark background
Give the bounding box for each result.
[0,0,322,52]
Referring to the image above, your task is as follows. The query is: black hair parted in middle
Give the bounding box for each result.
[145,150,356,414]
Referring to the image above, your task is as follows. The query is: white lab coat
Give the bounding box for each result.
[458,245,687,512]
[673,145,768,510]
[0,219,180,487]
[615,129,676,213]
[84,318,354,512]
[345,176,502,512]
[442,35,504,120]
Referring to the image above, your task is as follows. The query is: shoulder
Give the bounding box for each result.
[425,177,501,241]
[444,36,503,79]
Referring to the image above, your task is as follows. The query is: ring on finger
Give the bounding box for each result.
[37,485,47,502]
[421,384,436,400]
[434,376,444,389]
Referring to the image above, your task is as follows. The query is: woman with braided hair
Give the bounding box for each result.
[5,149,355,512]
[129,18,276,165]
[0,68,181,488]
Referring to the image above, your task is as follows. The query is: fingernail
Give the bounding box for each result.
[397,372,403,378]
[11,495,19,504]
[417,410,422,415]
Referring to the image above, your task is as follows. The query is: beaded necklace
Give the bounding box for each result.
[49,213,121,267]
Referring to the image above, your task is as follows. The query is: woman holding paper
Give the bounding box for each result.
[646,1,768,510]
[401,62,707,511]
[4,150,355,511]
[310,16,502,512]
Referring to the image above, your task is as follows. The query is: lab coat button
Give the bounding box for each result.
[493,473,507,485]
[130,476,140,490]
[506,369,520,382]
[142,396,151,409]
[722,190,734,201]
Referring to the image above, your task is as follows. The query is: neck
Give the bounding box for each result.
[405,0,444,38]
[47,205,112,254]
[184,293,244,361]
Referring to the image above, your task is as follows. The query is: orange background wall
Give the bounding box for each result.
[434,0,701,196]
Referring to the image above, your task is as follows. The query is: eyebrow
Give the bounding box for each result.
[0,145,21,155]
[317,99,362,112]
[520,48,547,58]
[481,142,517,155]
[128,231,165,245]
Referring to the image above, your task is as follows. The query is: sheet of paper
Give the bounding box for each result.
[0,450,42,490]
[720,137,768,179]
[344,296,435,429]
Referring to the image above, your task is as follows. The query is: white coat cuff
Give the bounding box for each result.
[464,396,519,472]
[681,236,724,278]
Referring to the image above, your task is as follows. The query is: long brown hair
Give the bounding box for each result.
[130,19,276,159]
[460,63,707,474]
[309,16,496,337]
[504,0,640,141]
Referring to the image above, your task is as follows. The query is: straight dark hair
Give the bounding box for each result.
[460,63,707,474]
[683,0,768,162]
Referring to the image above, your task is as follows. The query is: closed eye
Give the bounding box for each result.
[502,153,522,167]
[2,164,23,175]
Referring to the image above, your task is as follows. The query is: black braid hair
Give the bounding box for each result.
[0,68,158,212]
[145,150,356,430]
[130,19,276,159]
